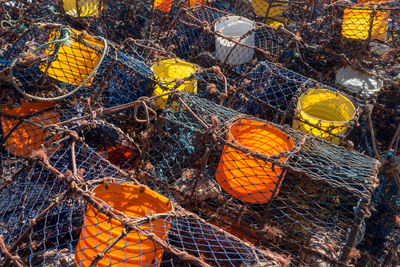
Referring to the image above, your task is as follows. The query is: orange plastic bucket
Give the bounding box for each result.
[216,119,294,204]
[154,0,205,13]
[75,183,173,267]
[0,102,60,158]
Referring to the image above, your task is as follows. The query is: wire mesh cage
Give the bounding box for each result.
[129,92,381,265]
[0,23,154,107]
[230,61,362,145]
[159,5,287,74]
[0,120,288,266]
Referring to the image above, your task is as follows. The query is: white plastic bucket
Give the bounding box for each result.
[214,16,255,65]
[335,66,383,97]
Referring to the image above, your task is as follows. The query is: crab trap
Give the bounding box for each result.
[107,92,380,266]
[0,23,154,107]
[228,61,363,146]
[158,5,287,73]
[0,120,289,266]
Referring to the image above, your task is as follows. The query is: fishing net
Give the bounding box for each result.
[0,101,79,167]
[131,92,380,265]
[0,23,154,107]
[0,117,288,266]
[159,5,286,73]
[230,61,362,145]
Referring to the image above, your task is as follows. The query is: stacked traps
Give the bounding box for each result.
[139,92,380,265]
[0,121,288,266]
[231,61,362,145]
[0,23,154,107]
[160,5,286,73]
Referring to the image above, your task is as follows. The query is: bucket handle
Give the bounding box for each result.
[10,27,108,101]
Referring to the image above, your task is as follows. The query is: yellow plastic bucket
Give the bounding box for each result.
[39,28,104,87]
[75,183,173,267]
[0,102,60,158]
[292,89,356,145]
[216,119,294,204]
[251,0,287,28]
[341,3,389,40]
[154,0,205,13]
[62,0,102,17]
[151,59,197,110]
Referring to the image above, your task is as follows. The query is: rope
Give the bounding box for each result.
[9,27,108,102]
[0,14,26,33]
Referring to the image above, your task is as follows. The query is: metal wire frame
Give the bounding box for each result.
[0,23,154,106]
[97,92,380,266]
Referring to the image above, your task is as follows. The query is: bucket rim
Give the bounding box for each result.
[213,15,256,36]
[151,58,197,82]
[91,183,175,216]
[297,88,356,124]
[226,119,295,158]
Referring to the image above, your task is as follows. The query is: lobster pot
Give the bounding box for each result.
[2,25,154,107]
[146,93,379,265]
[0,126,286,267]
[222,0,310,29]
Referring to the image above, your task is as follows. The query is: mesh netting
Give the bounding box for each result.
[230,61,362,145]
[0,23,154,107]
[0,116,288,266]
[59,0,154,42]
[1,0,399,265]
[159,6,286,73]
[231,0,311,31]
[136,92,380,265]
